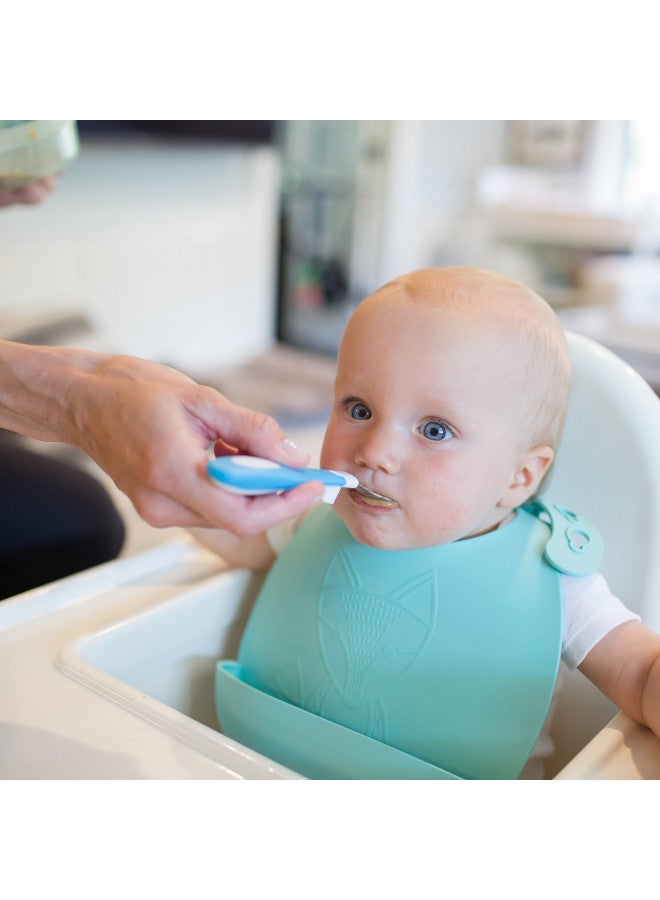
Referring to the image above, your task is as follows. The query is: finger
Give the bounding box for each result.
[232,481,326,535]
[188,477,325,535]
[132,463,324,533]
[202,399,311,468]
[0,189,25,208]
[126,490,216,530]
[16,182,52,205]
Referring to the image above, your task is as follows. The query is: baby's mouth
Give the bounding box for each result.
[352,484,399,509]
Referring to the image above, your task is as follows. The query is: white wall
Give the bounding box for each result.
[377,120,507,283]
[0,134,280,374]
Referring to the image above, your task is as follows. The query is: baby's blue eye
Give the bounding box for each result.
[349,402,371,420]
[421,421,451,441]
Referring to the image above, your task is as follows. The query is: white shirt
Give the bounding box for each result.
[561,571,639,668]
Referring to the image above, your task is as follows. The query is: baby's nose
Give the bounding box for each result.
[354,427,400,474]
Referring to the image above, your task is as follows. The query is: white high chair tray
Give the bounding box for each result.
[0,537,301,779]
[1,535,658,779]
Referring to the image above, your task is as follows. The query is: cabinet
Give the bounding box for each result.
[276,121,390,353]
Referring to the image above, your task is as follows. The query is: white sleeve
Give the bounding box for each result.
[560,572,640,670]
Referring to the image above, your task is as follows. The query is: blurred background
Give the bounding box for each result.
[3,119,660,550]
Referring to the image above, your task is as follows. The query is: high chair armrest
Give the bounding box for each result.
[554,710,660,779]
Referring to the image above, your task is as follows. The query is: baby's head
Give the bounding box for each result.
[320,266,571,550]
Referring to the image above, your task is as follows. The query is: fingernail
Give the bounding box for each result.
[281,437,307,458]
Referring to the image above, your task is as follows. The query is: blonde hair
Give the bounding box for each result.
[380,266,572,455]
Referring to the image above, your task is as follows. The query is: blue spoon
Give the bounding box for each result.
[207,455,358,503]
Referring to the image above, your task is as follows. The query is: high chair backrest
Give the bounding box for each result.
[543,331,660,775]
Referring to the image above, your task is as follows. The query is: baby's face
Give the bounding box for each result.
[320,287,537,550]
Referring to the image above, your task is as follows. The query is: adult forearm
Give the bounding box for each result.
[0,339,106,446]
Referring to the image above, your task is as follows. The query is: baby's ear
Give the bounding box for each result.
[500,446,554,509]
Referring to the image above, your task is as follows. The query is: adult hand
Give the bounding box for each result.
[69,353,324,533]
[0,341,324,534]
[0,175,58,208]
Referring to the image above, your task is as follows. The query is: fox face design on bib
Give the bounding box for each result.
[272,549,437,744]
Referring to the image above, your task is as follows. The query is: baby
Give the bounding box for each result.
[194,266,660,779]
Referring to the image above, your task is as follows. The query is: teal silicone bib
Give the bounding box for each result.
[215,503,577,779]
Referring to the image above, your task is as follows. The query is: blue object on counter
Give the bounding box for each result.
[207,455,358,503]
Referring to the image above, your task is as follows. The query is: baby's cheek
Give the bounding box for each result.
[414,497,469,545]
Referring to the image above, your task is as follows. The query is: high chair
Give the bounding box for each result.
[543,331,660,776]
